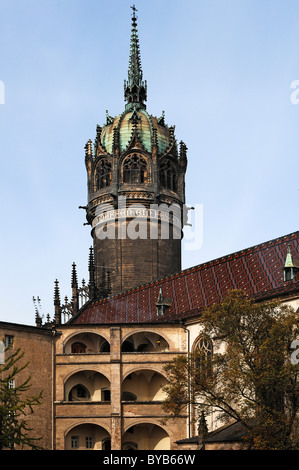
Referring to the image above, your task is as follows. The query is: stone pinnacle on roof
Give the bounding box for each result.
[124,5,147,111]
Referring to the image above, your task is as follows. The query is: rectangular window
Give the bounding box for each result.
[8,379,15,389]
[86,437,93,449]
[0,340,4,365]
[102,389,111,402]
[71,436,79,449]
[5,335,13,347]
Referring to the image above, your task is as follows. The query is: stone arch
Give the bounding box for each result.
[68,383,91,402]
[123,419,170,435]
[64,419,111,437]
[122,366,168,382]
[192,334,213,354]
[122,440,138,450]
[64,422,111,450]
[62,366,109,383]
[121,330,170,352]
[63,331,110,354]
[121,368,168,402]
[63,369,110,402]
[63,329,110,344]
[122,421,171,450]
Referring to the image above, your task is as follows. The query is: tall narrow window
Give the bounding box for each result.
[86,437,93,449]
[159,159,177,192]
[71,436,79,449]
[195,336,213,383]
[123,154,147,184]
[0,341,4,365]
[102,388,111,402]
[5,335,13,347]
[8,379,15,389]
[95,159,112,190]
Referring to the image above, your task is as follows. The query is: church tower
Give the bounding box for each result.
[83,7,188,296]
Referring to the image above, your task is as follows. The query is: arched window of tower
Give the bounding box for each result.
[159,159,177,192]
[123,154,148,184]
[95,159,112,191]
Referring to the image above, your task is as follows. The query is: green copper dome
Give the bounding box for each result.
[97,10,177,159]
[100,108,175,156]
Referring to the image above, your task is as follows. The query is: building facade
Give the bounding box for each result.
[1,230,298,450]
[0,8,299,451]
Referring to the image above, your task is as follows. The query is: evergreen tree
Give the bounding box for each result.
[0,340,43,450]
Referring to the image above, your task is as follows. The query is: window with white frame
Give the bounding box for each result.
[71,436,79,449]
[86,436,93,449]
[5,335,13,347]
[8,379,15,389]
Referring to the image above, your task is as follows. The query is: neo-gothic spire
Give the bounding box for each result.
[124,5,147,111]
[54,279,61,324]
[71,263,79,315]
[88,246,96,300]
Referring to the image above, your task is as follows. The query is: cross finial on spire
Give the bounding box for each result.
[131,4,138,16]
[124,5,147,111]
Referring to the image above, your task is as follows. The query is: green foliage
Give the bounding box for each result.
[162,290,299,449]
[0,340,43,450]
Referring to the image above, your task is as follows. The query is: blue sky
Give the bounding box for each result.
[0,0,298,325]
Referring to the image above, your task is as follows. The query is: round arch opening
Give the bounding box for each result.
[121,331,169,353]
[121,369,167,402]
[64,370,110,402]
[122,423,170,450]
[65,423,111,450]
[64,332,110,354]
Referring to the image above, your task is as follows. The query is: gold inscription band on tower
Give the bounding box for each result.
[92,206,182,232]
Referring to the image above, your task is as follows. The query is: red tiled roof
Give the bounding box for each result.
[71,232,299,324]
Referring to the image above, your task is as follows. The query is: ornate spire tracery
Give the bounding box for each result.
[124,5,147,111]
